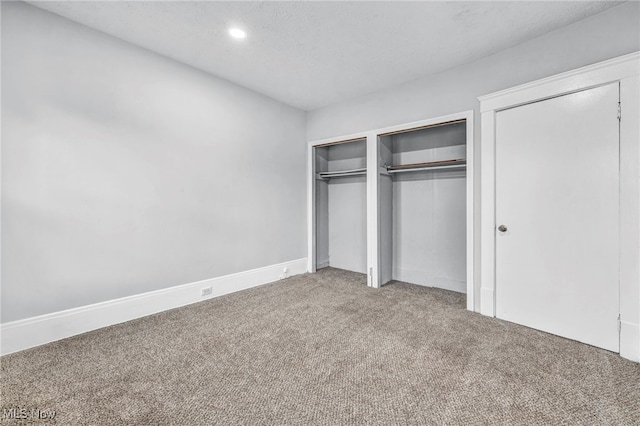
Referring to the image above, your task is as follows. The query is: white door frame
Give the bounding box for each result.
[307,110,475,310]
[478,52,640,362]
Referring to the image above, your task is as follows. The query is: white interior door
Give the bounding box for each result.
[495,83,620,352]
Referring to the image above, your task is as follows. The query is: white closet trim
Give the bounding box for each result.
[307,110,475,311]
[307,134,369,274]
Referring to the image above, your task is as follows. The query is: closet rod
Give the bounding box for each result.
[378,118,466,137]
[317,168,367,179]
[387,164,466,174]
[387,158,466,170]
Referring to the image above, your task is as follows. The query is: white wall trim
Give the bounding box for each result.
[620,321,640,363]
[619,74,640,363]
[479,52,640,362]
[370,111,471,136]
[308,131,370,149]
[0,258,308,356]
[479,52,640,112]
[392,268,466,294]
[464,113,475,311]
[307,142,316,273]
[366,131,379,288]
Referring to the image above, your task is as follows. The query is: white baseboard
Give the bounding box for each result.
[620,320,640,362]
[0,258,308,356]
[392,268,466,293]
[480,287,494,317]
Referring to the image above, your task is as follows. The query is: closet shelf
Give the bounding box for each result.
[317,168,367,180]
[386,158,466,174]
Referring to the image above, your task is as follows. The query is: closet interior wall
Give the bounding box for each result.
[378,122,467,292]
[315,139,367,273]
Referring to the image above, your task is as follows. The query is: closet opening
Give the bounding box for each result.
[378,120,467,292]
[313,137,367,275]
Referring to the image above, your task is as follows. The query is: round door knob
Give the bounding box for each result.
[498,225,508,232]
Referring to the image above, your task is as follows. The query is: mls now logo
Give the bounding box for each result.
[3,407,28,419]
[2,407,56,421]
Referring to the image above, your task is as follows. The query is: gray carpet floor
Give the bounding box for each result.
[2,267,639,425]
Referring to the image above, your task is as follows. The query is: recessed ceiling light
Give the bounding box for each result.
[228,28,247,39]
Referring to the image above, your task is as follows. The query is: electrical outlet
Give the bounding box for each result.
[201,286,213,297]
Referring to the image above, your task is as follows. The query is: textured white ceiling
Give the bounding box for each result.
[28,1,621,111]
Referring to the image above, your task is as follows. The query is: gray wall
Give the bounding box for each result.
[306,1,640,308]
[1,2,307,322]
[307,2,640,140]
[328,177,367,274]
